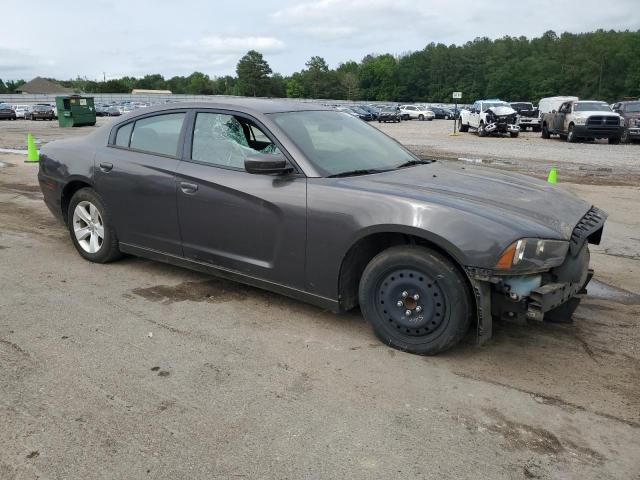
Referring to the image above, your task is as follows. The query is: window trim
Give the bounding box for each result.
[107,109,189,159]
[182,108,304,175]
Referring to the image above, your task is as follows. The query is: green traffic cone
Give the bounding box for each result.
[547,167,557,184]
[25,133,39,163]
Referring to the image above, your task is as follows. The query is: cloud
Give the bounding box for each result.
[176,35,285,54]
[271,0,432,40]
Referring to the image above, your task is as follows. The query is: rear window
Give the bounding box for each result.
[115,122,133,147]
[129,113,185,156]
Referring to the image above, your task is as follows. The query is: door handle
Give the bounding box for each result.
[180,182,198,194]
[99,162,113,172]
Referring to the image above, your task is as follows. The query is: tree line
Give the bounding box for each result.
[2,30,639,103]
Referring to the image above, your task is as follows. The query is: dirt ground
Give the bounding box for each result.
[1,117,639,480]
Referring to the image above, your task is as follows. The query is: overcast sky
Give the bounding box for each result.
[2,0,639,81]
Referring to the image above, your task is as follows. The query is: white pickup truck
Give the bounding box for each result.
[459,99,519,137]
[540,99,624,143]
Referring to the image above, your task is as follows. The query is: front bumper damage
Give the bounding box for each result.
[466,206,607,345]
[484,122,519,134]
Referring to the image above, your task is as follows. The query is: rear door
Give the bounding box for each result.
[175,110,307,288]
[94,110,187,255]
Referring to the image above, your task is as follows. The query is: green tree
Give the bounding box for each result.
[236,50,272,96]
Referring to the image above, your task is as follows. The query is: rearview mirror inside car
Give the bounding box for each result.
[244,154,293,175]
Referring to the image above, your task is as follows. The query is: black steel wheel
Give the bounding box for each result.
[359,246,473,355]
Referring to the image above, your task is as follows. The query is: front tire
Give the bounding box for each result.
[608,136,621,145]
[418,114,424,121]
[458,118,469,132]
[567,124,578,143]
[510,131,519,138]
[358,246,473,355]
[67,188,122,263]
[478,121,487,137]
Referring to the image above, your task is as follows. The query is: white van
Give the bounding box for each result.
[538,96,579,116]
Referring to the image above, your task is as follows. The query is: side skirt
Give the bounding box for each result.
[119,243,340,313]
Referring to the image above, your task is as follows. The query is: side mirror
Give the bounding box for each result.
[244,153,293,175]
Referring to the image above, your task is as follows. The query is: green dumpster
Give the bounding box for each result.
[55,95,96,127]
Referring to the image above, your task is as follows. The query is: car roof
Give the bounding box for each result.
[122,99,332,117]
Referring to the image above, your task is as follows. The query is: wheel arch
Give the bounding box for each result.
[337,226,471,312]
[61,177,94,224]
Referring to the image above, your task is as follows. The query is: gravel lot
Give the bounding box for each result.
[1,117,639,479]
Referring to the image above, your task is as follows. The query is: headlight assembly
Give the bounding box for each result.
[574,117,586,125]
[496,238,569,273]
[620,117,625,126]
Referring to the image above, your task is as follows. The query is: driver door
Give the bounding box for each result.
[175,110,307,289]
[469,102,480,128]
[555,103,569,132]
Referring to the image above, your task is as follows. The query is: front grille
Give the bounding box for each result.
[570,207,607,256]
[586,116,619,127]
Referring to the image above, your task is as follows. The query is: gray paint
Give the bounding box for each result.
[38,100,593,312]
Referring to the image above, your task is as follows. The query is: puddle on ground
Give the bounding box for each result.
[130,279,249,305]
[0,183,43,199]
[587,280,640,305]
[0,148,28,155]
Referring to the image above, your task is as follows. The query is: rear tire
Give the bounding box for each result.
[67,188,122,263]
[541,123,550,139]
[358,245,473,355]
[510,132,519,138]
[418,114,424,121]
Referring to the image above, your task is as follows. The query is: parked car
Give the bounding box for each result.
[13,105,30,119]
[612,100,640,143]
[510,102,541,132]
[399,105,435,121]
[354,104,379,120]
[26,104,55,121]
[459,99,519,137]
[377,106,401,123]
[347,105,374,121]
[429,106,454,119]
[37,100,606,355]
[541,100,623,143]
[336,106,371,121]
[0,103,17,120]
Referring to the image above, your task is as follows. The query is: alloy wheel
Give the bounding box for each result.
[72,201,104,253]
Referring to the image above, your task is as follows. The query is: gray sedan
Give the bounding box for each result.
[37,100,606,354]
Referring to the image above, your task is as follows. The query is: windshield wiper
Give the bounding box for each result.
[327,169,392,178]
[395,159,432,169]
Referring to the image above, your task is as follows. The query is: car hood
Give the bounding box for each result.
[486,106,516,116]
[575,111,620,117]
[343,163,591,239]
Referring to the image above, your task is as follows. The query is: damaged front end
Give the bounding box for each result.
[466,207,607,344]
[484,108,519,135]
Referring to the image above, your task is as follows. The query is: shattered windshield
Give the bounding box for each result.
[270,110,419,177]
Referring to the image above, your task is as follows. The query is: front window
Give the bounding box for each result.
[191,112,280,169]
[270,110,418,177]
[574,102,612,112]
